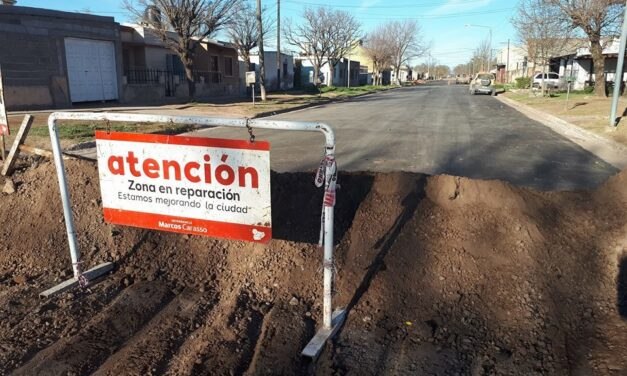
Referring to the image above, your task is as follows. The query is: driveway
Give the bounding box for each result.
[193,82,618,190]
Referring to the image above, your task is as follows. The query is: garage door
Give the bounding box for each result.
[65,38,118,102]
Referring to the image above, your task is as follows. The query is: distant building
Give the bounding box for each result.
[294,56,360,87]
[244,51,294,90]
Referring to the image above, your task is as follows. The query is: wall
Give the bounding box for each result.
[249,52,294,90]
[120,33,243,104]
[0,5,122,110]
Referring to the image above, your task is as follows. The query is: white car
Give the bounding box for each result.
[532,72,564,89]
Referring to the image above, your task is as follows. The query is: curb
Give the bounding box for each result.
[497,95,627,169]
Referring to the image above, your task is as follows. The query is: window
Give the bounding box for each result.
[283,62,288,78]
[549,73,559,79]
[224,56,233,76]
[210,56,219,71]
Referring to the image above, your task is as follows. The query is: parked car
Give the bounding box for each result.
[532,72,564,89]
[469,73,496,96]
[456,74,471,84]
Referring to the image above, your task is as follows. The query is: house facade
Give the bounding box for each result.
[551,39,627,91]
[295,57,360,87]
[391,66,412,83]
[0,4,123,110]
[121,24,240,103]
[0,4,242,110]
[245,51,294,90]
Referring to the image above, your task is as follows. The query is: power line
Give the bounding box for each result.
[283,0,492,10]
[278,6,515,19]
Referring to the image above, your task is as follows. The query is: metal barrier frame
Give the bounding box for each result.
[43,111,344,359]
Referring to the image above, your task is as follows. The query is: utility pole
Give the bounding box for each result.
[276,0,281,91]
[256,0,266,101]
[506,39,510,83]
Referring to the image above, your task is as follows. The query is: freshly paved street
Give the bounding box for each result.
[195,81,619,190]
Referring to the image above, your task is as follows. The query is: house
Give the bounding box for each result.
[349,45,391,85]
[0,4,123,110]
[294,57,360,87]
[550,39,627,91]
[494,45,535,83]
[121,24,240,102]
[242,51,294,90]
[391,66,412,84]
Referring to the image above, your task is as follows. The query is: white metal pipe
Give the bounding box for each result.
[323,205,334,329]
[610,1,627,127]
[49,112,335,151]
[47,114,81,278]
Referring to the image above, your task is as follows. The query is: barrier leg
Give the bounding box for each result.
[40,116,113,298]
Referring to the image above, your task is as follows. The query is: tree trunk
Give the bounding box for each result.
[394,66,401,85]
[590,39,605,96]
[183,58,195,99]
[243,51,253,72]
[256,0,266,101]
[313,64,320,87]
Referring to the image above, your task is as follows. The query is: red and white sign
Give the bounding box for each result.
[95,131,271,243]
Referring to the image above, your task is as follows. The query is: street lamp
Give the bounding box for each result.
[465,24,492,72]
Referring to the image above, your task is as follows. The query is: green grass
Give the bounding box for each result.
[29,122,195,141]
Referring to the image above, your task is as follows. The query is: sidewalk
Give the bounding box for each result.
[498,95,627,170]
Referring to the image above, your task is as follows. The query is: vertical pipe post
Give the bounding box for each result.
[48,115,81,278]
[323,205,333,329]
[610,0,627,127]
[277,0,281,91]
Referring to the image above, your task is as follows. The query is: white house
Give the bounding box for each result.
[551,39,627,90]
[390,66,412,83]
[239,51,294,90]
[295,56,360,87]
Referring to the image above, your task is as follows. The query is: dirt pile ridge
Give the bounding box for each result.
[0,160,625,375]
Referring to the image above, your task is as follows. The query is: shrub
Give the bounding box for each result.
[515,77,531,89]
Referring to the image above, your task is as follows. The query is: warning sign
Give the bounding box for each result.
[95,131,271,243]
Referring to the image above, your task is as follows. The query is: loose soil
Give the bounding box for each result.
[0,159,625,375]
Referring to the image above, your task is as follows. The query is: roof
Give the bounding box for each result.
[121,24,236,51]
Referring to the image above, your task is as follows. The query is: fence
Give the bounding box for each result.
[124,68,222,86]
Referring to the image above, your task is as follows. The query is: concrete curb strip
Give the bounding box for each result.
[497,95,627,170]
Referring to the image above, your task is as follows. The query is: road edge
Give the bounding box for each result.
[497,95,627,170]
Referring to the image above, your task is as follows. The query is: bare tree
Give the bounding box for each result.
[547,0,624,96]
[284,7,361,87]
[413,63,428,79]
[124,0,241,98]
[453,64,469,76]
[363,24,394,85]
[513,0,573,95]
[472,36,492,72]
[434,65,451,79]
[386,20,427,85]
[228,2,272,72]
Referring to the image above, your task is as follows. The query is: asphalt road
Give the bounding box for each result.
[195,81,618,190]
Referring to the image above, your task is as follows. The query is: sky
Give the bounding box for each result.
[17,0,519,68]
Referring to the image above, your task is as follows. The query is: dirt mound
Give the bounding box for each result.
[0,160,625,375]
